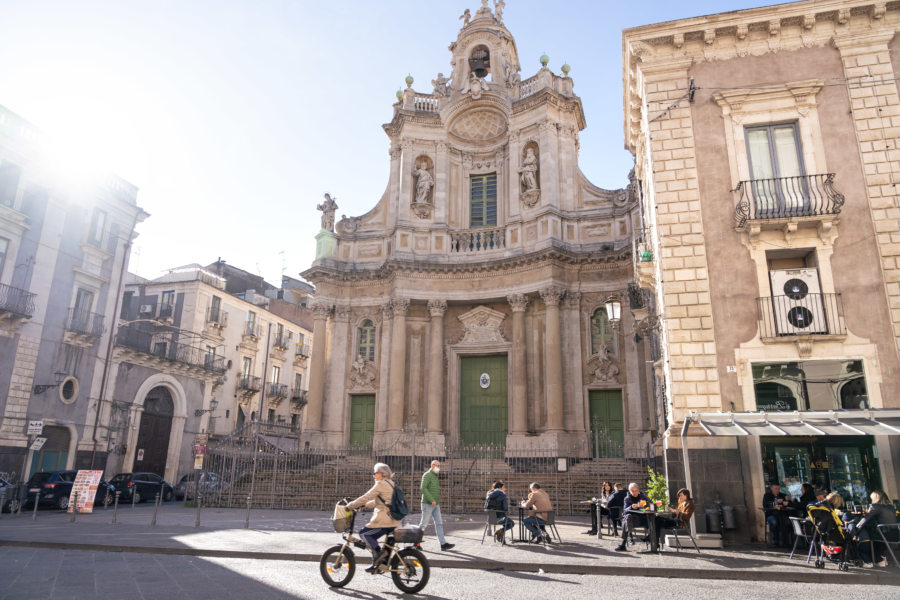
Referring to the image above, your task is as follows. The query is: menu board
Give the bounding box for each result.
[68,470,104,513]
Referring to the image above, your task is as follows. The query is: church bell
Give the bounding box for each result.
[469,49,490,79]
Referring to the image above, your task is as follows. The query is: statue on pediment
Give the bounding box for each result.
[317,193,338,232]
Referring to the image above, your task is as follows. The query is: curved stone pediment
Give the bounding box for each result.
[457,305,508,344]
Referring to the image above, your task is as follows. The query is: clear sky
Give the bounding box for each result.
[0,0,776,285]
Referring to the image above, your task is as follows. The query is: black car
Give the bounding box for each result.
[22,471,116,510]
[110,472,174,503]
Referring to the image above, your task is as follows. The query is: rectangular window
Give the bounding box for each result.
[745,123,805,214]
[121,291,133,319]
[267,409,275,424]
[88,208,107,247]
[469,173,497,228]
[294,372,302,390]
[74,288,94,319]
[242,357,252,378]
[751,359,867,411]
[0,236,8,279]
[160,290,175,317]
[271,365,280,384]
[209,295,221,322]
[153,341,168,357]
[0,162,22,207]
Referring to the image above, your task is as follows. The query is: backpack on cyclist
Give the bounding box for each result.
[383,482,410,521]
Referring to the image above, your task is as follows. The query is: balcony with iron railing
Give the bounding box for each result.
[206,306,228,327]
[267,382,289,399]
[115,325,227,373]
[733,173,845,229]
[158,305,174,319]
[0,283,36,319]
[238,375,262,393]
[295,344,311,358]
[65,308,104,337]
[243,322,260,339]
[273,334,290,352]
[756,293,846,339]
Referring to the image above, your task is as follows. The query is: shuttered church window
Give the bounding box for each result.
[358,319,376,362]
[469,173,497,227]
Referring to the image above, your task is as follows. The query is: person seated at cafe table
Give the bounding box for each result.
[654,488,695,547]
[795,482,817,511]
[584,481,614,535]
[852,490,897,568]
[614,483,650,552]
[484,480,515,543]
[763,482,791,546]
[521,482,553,543]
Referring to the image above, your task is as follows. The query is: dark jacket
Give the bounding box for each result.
[796,490,817,510]
[607,489,627,509]
[623,491,649,511]
[863,503,899,539]
[484,489,509,516]
[762,490,789,513]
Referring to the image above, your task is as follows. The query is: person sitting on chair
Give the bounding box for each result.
[854,490,897,568]
[521,482,553,543]
[615,483,649,552]
[655,488,695,547]
[763,482,790,546]
[484,480,514,542]
[585,481,613,535]
[795,482,817,511]
[605,483,627,535]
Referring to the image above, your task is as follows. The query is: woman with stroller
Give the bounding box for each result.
[484,480,515,542]
[346,462,402,573]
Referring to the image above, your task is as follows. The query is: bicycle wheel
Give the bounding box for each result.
[319,545,355,587]
[390,547,430,594]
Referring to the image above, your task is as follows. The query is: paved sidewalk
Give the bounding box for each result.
[1,503,898,585]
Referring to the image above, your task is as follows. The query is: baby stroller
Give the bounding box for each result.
[807,505,861,571]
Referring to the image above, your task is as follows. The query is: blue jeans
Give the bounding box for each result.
[523,516,547,540]
[418,503,447,545]
[766,514,781,545]
[498,515,514,531]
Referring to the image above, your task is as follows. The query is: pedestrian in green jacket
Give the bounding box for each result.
[418,460,454,550]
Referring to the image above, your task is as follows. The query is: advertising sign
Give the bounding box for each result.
[27,420,43,435]
[68,470,104,513]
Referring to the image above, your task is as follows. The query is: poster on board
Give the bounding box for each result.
[68,470,104,513]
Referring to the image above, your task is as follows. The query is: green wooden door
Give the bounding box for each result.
[349,395,375,450]
[589,390,624,457]
[460,355,508,447]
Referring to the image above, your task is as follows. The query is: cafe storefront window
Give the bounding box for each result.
[752,359,867,411]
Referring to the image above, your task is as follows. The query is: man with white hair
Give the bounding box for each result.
[419,459,454,551]
[614,482,649,552]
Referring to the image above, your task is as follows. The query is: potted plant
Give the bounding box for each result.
[646,466,668,509]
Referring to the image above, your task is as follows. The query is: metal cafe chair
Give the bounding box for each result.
[669,519,701,554]
[543,510,563,544]
[481,510,508,545]
[789,517,817,563]
[877,523,900,568]
[604,506,621,537]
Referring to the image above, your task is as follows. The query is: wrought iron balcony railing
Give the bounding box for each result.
[449,227,506,253]
[756,293,846,338]
[291,389,308,404]
[115,325,227,373]
[243,322,260,338]
[0,283,36,318]
[273,334,290,351]
[267,382,289,398]
[295,344,311,358]
[65,308,104,337]
[238,375,262,392]
[158,305,174,319]
[206,306,227,326]
[733,173,844,228]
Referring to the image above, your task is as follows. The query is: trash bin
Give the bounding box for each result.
[722,505,736,530]
[705,508,722,533]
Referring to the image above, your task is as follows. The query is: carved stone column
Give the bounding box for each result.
[563,292,585,432]
[540,286,565,432]
[324,306,351,436]
[426,300,447,433]
[374,302,393,436]
[304,302,331,432]
[387,298,410,431]
[507,293,529,434]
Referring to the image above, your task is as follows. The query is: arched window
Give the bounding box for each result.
[358,319,376,362]
[590,308,613,355]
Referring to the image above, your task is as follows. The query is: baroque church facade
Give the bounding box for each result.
[302,3,657,456]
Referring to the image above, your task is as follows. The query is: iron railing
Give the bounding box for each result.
[291,389,308,403]
[449,227,506,252]
[267,382,289,398]
[243,322,260,338]
[158,305,174,319]
[733,173,844,227]
[273,334,290,350]
[756,293,846,337]
[206,306,227,326]
[65,308,104,337]
[0,283,35,318]
[238,376,262,392]
[295,344,311,358]
[115,325,227,373]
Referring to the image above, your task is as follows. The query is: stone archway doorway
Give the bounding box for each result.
[134,386,174,476]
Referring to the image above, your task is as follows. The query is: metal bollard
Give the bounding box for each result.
[244,495,251,529]
[0,486,5,520]
[32,491,39,520]
[150,493,160,526]
[131,487,137,509]
[195,493,202,528]
[111,491,121,524]
[69,492,78,522]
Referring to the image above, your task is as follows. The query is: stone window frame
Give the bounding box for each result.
[469,172,499,228]
[355,318,377,363]
[586,304,617,357]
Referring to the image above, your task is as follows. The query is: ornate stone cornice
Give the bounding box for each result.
[310,302,332,320]
[539,286,565,307]
[427,299,448,317]
[506,293,529,312]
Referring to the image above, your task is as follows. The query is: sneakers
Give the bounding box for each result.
[494,529,504,543]
[583,529,598,535]
[542,534,553,544]
[861,562,874,569]
[440,543,455,551]
[614,543,628,552]
[364,549,389,573]
[529,536,542,544]
[876,558,888,568]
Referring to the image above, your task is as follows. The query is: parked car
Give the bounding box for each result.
[174,471,221,501]
[21,471,116,510]
[110,472,174,503]
[1,476,22,513]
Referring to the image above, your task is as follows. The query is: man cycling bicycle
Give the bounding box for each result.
[346,462,402,573]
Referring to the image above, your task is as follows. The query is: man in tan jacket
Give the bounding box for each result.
[521,482,553,543]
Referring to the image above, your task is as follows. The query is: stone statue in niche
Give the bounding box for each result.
[432,73,450,96]
[317,193,338,232]
[459,8,471,26]
[468,72,485,99]
[519,146,541,207]
[413,161,434,204]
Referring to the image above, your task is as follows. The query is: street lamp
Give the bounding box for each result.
[33,370,68,395]
[194,397,219,417]
[605,296,622,330]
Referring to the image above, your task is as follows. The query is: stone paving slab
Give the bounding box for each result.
[1,504,899,585]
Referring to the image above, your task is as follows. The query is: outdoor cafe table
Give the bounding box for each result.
[760,505,800,547]
[625,507,661,553]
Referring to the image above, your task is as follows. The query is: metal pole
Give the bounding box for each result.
[31,491,39,520]
[0,486,5,520]
[69,493,78,522]
[680,415,696,538]
[131,485,137,509]
[195,492,202,528]
[112,491,120,524]
[150,493,160,526]
[244,495,251,529]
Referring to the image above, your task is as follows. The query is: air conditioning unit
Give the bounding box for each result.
[769,268,827,335]
[139,304,153,315]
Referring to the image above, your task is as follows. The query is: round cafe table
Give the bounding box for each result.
[625,507,662,552]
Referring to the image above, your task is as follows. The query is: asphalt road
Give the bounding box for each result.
[1,547,897,600]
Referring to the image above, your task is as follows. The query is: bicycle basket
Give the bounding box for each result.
[332,502,352,532]
[394,526,424,543]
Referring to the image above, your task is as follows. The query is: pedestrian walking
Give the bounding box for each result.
[418,460,454,551]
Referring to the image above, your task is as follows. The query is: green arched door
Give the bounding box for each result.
[460,355,508,447]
